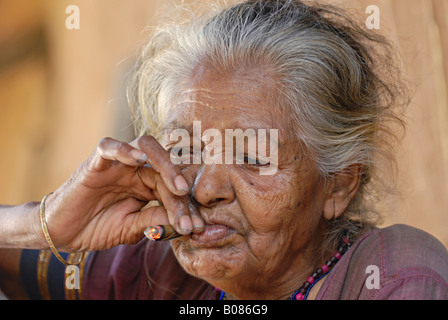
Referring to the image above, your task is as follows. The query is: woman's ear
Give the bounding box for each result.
[323,164,362,220]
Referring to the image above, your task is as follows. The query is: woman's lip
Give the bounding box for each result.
[190,224,235,247]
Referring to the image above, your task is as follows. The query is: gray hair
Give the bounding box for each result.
[127,0,408,246]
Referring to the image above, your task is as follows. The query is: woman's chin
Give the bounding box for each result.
[172,239,247,280]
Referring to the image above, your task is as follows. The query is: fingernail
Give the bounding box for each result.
[131,149,147,163]
[192,215,205,233]
[174,175,189,192]
[179,215,193,234]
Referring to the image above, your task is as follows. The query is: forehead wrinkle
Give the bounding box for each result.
[164,101,287,146]
[177,81,268,103]
[163,66,291,146]
[175,100,211,109]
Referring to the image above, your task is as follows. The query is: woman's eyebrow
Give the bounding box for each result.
[162,121,283,144]
[161,121,193,135]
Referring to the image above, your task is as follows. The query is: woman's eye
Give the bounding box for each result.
[170,147,194,156]
[169,147,195,165]
[168,147,178,159]
[169,147,183,157]
[244,156,265,166]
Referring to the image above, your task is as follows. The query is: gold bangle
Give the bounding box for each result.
[40,192,85,266]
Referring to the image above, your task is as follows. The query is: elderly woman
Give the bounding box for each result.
[1,0,447,300]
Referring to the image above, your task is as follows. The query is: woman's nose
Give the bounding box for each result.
[191,164,235,208]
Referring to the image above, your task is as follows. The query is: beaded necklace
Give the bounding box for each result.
[216,236,351,300]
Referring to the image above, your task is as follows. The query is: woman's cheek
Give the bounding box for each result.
[234,170,298,226]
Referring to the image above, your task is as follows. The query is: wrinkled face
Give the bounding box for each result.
[163,64,331,298]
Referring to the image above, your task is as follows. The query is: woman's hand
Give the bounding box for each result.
[40,135,204,252]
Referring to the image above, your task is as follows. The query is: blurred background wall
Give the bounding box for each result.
[0,0,447,247]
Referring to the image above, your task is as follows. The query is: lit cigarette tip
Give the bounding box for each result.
[144,225,181,241]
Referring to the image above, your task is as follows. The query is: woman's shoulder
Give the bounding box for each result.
[357,224,448,299]
[359,224,448,276]
[319,224,448,299]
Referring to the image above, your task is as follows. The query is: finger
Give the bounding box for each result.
[121,204,171,245]
[94,137,148,170]
[131,136,189,196]
[153,174,193,235]
[138,165,202,235]
[189,202,205,233]
[140,204,171,229]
